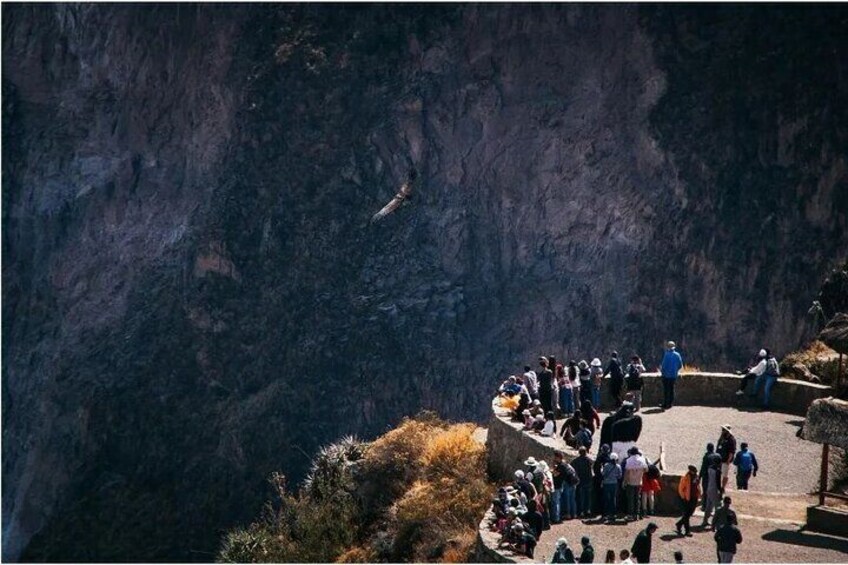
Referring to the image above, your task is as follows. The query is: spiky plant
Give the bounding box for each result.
[301,435,365,500]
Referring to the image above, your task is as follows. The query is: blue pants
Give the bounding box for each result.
[577,483,593,515]
[603,483,618,519]
[551,487,562,522]
[559,387,574,415]
[561,484,577,518]
[592,386,601,408]
[752,375,777,407]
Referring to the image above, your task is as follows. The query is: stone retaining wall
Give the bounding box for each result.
[585,372,831,416]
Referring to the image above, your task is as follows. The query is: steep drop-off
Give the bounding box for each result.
[3,4,847,561]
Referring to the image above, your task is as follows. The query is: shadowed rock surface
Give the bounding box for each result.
[3,4,847,561]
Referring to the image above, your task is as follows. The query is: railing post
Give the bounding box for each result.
[820,443,830,506]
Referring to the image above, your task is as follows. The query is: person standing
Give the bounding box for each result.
[698,443,716,510]
[538,357,555,414]
[578,536,595,563]
[568,360,581,412]
[562,459,579,520]
[602,453,622,522]
[578,360,592,405]
[751,350,780,409]
[557,364,574,417]
[641,460,661,516]
[624,355,645,412]
[716,425,737,493]
[593,444,612,518]
[660,341,683,410]
[622,447,648,520]
[732,443,759,490]
[590,358,604,408]
[551,452,567,524]
[604,352,625,408]
[573,446,595,517]
[676,465,701,536]
[714,515,743,563]
[630,522,658,563]
[524,365,539,400]
[603,550,615,564]
[701,453,722,528]
[712,496,737,532]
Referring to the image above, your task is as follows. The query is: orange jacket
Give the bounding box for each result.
[678,472,701,501]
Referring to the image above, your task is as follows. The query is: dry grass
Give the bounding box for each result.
[680,364,702,374]
[783,340,841,384]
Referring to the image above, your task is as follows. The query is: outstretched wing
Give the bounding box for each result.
[370,181,412,223]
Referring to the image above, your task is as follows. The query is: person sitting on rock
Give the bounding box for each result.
[532,414,547,432]
[561,409,584,438]
[530,399,545,418]
[499,375,521,396]
[522,409,534,430]
[540,411,558,437]
[751,350,780,409]
[513,390,531,421]
[522,498,544,540]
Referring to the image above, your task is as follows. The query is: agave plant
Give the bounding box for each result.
[301,435,365,499]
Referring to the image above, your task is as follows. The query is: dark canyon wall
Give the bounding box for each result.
[3,4,847,561]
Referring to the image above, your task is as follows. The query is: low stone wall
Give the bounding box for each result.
[590,372,832,416]
[806,504,848,537]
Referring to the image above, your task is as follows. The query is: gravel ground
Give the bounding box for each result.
[561,405,821,494]
[527,514,848,563]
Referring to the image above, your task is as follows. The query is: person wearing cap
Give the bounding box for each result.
[736,349,767,396]
[716,425,737,493]
[590,358,604,408]
[601,452,622,522]
[751,349,780,408]
[676,465,701,536]
[578,536,595,563]
[538,357,555,414]
[660,341,683,410]
[630,522,658,563]
[623,446,648,520]
[732,442,759,490]
[603,351,625,409]
[522,409,534,430]
[551,537,576,563]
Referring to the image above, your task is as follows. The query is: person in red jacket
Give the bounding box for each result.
[676,465,701,536]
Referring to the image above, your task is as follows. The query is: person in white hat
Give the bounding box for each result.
[736,349,767,396]
[659,341,683,410]
[551,537,575,563]
[589,358,604,408]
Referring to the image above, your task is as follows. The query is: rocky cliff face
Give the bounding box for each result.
[3,4,847,561]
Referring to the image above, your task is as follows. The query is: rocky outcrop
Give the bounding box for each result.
[3,4,847,561]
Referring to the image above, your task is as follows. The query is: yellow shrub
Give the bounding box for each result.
[440,529,477,563]
[680,364,701,374]
[335,545,375,563]
[420,424,486,481]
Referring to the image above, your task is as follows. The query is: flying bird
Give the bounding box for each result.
[370,169,418,223]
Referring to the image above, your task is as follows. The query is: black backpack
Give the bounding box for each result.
[647,461,660,479]
[766,358,780,378]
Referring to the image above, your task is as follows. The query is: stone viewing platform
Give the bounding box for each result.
[477,372,847,563]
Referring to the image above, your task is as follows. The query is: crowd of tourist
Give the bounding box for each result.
[489,341,773,563]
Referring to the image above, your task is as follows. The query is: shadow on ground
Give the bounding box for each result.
[761,528,848,553]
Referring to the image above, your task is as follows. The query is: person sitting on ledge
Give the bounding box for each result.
[522,409,534,430]
[561,409,584,438]
[540,411,558,437]
[735,349,767,396]
[530,398,545,418]
[499,375,521,396]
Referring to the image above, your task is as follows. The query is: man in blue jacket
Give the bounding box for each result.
[732,442,759,490]
[660,341,683,410]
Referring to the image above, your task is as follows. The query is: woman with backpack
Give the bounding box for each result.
[750,350,780,408]
[624,356,646,412]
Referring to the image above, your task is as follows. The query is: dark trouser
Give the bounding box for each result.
[662,378,676,408]
[676,498,697,534]
[738,373,756,392]
[540,388,552,413]
[611,380,623,408]
[736,469,752,490]
[580,382,592,404]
